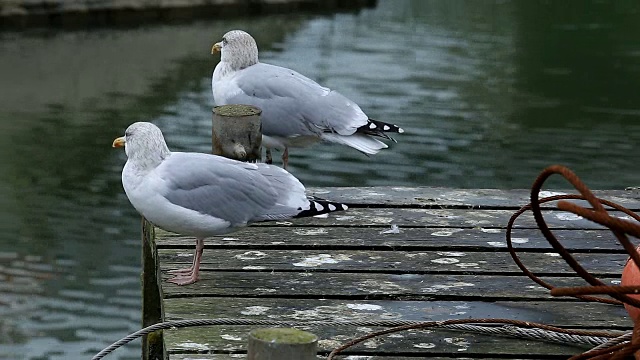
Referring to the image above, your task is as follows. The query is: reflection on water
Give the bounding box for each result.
[1,0,640,358]
[0,13,317,360]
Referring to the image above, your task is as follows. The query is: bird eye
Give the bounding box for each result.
[222,37,228,45]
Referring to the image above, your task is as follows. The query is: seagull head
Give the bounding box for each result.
[211,30,259,70]
[113,122,171,169]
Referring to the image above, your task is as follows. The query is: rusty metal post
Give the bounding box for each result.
[247,328,318,360]
[212,104,262,162]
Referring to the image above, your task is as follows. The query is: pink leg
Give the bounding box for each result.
[169,239,198,274]
[265,148,273,164]
[168,238,204,285]
[282,147,289,170]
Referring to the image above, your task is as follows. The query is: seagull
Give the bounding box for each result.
[112,122,348,285]
[211,29,404,168]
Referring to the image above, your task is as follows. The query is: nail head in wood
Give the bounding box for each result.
[247,328,318,360]
[212,104,262,162]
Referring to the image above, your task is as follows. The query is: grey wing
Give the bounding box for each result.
[222,63,369,137]
[250,163,310,221]
[156,153,279,225]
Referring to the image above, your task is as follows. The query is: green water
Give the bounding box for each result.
[0,0,639,358]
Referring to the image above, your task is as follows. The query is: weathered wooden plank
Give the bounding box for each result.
[245,208,634,229]
[163,324,595,357]
[154,186,640,360]
[152,208,636,235]
[159,272,623,300]
[163,297,630,328]
[308,187,640,209]
[170,355,535,360]
[155,227,628,252]
[158,249,627,276]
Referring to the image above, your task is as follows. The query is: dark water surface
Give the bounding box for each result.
[1,0,640,358]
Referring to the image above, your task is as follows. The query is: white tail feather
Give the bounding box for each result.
[321,133,388,155]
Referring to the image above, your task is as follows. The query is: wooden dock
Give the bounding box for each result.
[142,186,640,359]
[0,0,376,29]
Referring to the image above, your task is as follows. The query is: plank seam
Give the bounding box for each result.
[160,292,629,305]
[156,244,631,254]
[158,268,625,278]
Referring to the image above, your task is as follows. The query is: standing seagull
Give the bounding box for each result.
[211,30,404,168]
[113,122,347,285]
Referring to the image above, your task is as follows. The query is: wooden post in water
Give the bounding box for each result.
[247,328,318,360]
[141,218,165,360]
[212,104,262,161]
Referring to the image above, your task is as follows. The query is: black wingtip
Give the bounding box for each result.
[294,197,348,218]
[356,119,404,140]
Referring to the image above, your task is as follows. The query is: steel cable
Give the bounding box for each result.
[92,317,621,360]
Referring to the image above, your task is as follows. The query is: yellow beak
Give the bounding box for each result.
[211,42,222,54]
[112,136,125,148]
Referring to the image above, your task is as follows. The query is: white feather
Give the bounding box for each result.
[320,133,388,155]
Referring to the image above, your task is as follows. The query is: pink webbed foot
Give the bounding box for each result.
[166,238,204,286]
[167,273,199,286]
